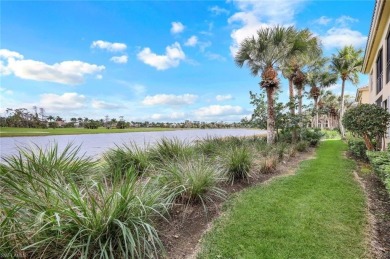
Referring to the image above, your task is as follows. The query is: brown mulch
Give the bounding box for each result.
[157,148,316,259]
[354,160,390,259]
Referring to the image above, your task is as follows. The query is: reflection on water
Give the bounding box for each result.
[0,129,266,159]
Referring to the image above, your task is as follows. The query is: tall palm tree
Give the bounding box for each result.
[235,26,312,144]
[307,58,338,128]
[331,45,363,138]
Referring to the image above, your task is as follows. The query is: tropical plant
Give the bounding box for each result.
[235,26,315,144]
[306,58,338,128]
[342,104,390,150]
[0,146,170,258]
[156,157,226,205]
[331,45,363,138]
[148,138,194,163]
[103,143,150,176]
[223,146,252,183]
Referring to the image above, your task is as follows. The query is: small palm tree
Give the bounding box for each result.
[331,45,363,138]
[235,26,311,144]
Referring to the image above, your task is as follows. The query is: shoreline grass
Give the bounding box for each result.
[198,140,367,258]
[0,127,181,137]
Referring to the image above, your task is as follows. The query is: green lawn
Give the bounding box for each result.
[199,140,367,258]
[0,127,178,137]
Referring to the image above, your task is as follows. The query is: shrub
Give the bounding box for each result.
[259,155,278,174]
[295,141,309,152]
[103,143,150,176]
[366,150,390,194]
[343,104,390,150]
[301,128,324,147]
[322,130,341,139]
[156,157,226,205]
[220,146,252,183]
[347,139,368,161]
[0,147,169,258]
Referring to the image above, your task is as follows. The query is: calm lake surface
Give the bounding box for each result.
[0,129,266,159]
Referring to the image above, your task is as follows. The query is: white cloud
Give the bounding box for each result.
[7,59,105,85]
[151,112,186,120]
[40,92,86,110]
[96,74,103,80]
[335,15,358,27]
[185,36,198,47]
[0,49,24,60]
[216,94,233,101]
[110,55,128,64]
[92,99,122,109]
[137,42,185,70]
[0,87,13,95]
[91,40,127,52]
[143,94,198,105]
[0,49,105,85]
[228,0,303,56]
[314,16,332,25]
[321,28,367,49]
[194,105,245,117]
[205,52,226,61]
[209,6,230,15]
[171,22,185,34]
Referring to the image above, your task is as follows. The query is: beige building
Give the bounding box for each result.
[362,0,390,149]
[355,86,370,104]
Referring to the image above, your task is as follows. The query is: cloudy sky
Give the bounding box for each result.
[0,0,374,122]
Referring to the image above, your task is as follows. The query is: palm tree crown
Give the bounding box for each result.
[235,25,319,144]
[331,45,363,137]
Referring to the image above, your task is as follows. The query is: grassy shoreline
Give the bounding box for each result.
[0,127,181,137]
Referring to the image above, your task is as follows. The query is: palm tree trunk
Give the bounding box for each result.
[266,87,276,145]
[339,79,346,138]
[298,87,303,116]
[314,96,318,128]
[289,77,297,143]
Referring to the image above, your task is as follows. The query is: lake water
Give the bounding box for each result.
[0,129,266,159]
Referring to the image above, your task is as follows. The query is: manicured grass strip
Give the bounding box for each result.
[199,140,367,258]
[0,127,178,137]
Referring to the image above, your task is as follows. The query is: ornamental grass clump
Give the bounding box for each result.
[0,143,96,184]
[0,145,170,258]
[156,157,226,206]
[149,138,194,163]
[195,136,222,157]
[259,155,278,174]
[221,146,252,183]
[103,143,150,176]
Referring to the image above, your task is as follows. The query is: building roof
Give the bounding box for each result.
[362,0,390,73]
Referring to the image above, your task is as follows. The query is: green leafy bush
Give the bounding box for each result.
[343,104,390,150]
[295,141,309,152]
[301,128,324,147]
[347,139,368,161]
[366,150,390,194]
[322,130,341,139]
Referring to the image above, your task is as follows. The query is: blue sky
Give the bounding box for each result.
[0,0,374,123]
